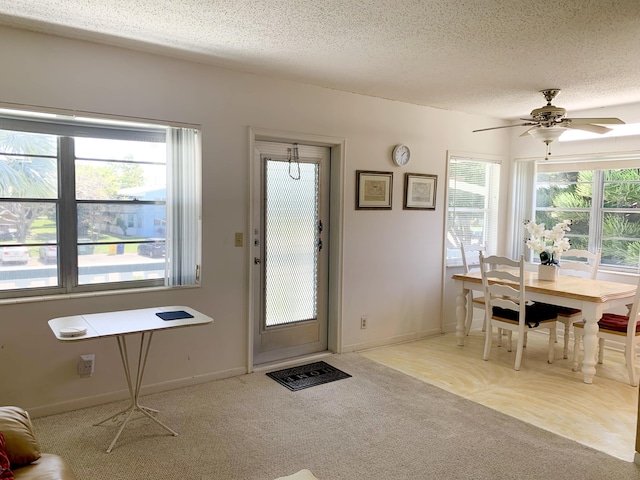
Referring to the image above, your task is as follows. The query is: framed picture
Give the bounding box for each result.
[404,173,437,210]
[356,170,393,209]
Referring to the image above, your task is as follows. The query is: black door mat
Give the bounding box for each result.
[266,361,352,391]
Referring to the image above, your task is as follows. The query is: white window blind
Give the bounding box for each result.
[446,156,501,267]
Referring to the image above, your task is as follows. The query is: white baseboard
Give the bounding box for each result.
[27,366,246,418]
[252,351,335,373]
[344,329,440,353]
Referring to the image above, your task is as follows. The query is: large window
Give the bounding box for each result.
[0,109,201,298]
[535,161,640,271]
[446,156,501,266]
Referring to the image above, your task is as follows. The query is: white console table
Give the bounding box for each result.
[48,306,213,453]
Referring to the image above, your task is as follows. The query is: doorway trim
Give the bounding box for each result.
[247,127,345,372]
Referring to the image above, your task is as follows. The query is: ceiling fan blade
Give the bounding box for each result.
[565,123,612,134]
[472,123,536,133]
[520,127,538,137]
[564,117,625,125]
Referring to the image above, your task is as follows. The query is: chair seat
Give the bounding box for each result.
[573,312,640,335]
[535,302,581,318]
[492,304,557,327]
[472,296,486,305]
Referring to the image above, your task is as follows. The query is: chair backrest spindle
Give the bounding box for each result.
[461,243,485,274]
[479,253,526,326]
[558,249,601,280]
[624,276,640,337]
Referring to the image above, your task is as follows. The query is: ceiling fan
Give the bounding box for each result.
[473,89,625,159]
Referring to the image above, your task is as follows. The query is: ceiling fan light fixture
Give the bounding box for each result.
[527,125,567,160]
[527,125,567,144]
[472,89,625,161]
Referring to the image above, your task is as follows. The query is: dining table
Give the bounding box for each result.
[452,270,637,384]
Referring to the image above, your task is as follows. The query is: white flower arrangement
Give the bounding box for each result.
[524,219,572,265]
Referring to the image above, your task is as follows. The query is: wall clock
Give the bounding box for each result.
[392,144,410,166]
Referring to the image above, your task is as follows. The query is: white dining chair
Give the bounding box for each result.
[460,243,486,335]
[535,249,601,359]
[480,253,558,370]
[572,274,640,386]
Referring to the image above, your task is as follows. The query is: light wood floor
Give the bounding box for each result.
[359,324,639,462]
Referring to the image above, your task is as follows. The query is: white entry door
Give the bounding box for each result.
[252,141,330,365]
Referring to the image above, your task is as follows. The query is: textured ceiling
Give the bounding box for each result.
[1,0,640,119]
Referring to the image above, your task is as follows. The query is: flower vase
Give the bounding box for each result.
[538,264,558,281]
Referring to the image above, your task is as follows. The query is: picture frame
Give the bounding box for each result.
[404,173,437,210]
[356,170,393,210]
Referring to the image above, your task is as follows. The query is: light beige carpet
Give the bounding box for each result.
[32,353,639,480]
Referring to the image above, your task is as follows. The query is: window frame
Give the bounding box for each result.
[0,107,201,299]
[534,159,640,273]
[445,155,501,267]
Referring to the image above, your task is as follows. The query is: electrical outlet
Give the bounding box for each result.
[361,316,367,329]
[78,354,95,376]
[235,232,244,247]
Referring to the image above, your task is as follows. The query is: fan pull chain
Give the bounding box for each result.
[544,141,552,161]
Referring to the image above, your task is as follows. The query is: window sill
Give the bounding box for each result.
[0,284,200,306]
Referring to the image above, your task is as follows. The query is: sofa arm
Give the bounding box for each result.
[13,453,77,480]
[0,406,41,467]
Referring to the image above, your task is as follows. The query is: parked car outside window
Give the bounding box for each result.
[38,241,96,264]
[137,240,165,258]
[1,246,30,265]
[39,245,57,264]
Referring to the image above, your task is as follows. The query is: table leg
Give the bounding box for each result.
[94,332,178,453]
[455,284,469,346]
[580,305,602,384]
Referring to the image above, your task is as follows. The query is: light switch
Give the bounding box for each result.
[235,232,244,247]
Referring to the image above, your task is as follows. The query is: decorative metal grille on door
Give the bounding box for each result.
[264,159,320,327]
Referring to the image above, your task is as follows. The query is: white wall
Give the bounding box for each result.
[0,26,509,415]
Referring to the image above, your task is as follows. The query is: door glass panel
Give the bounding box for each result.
[264,159,319,327]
